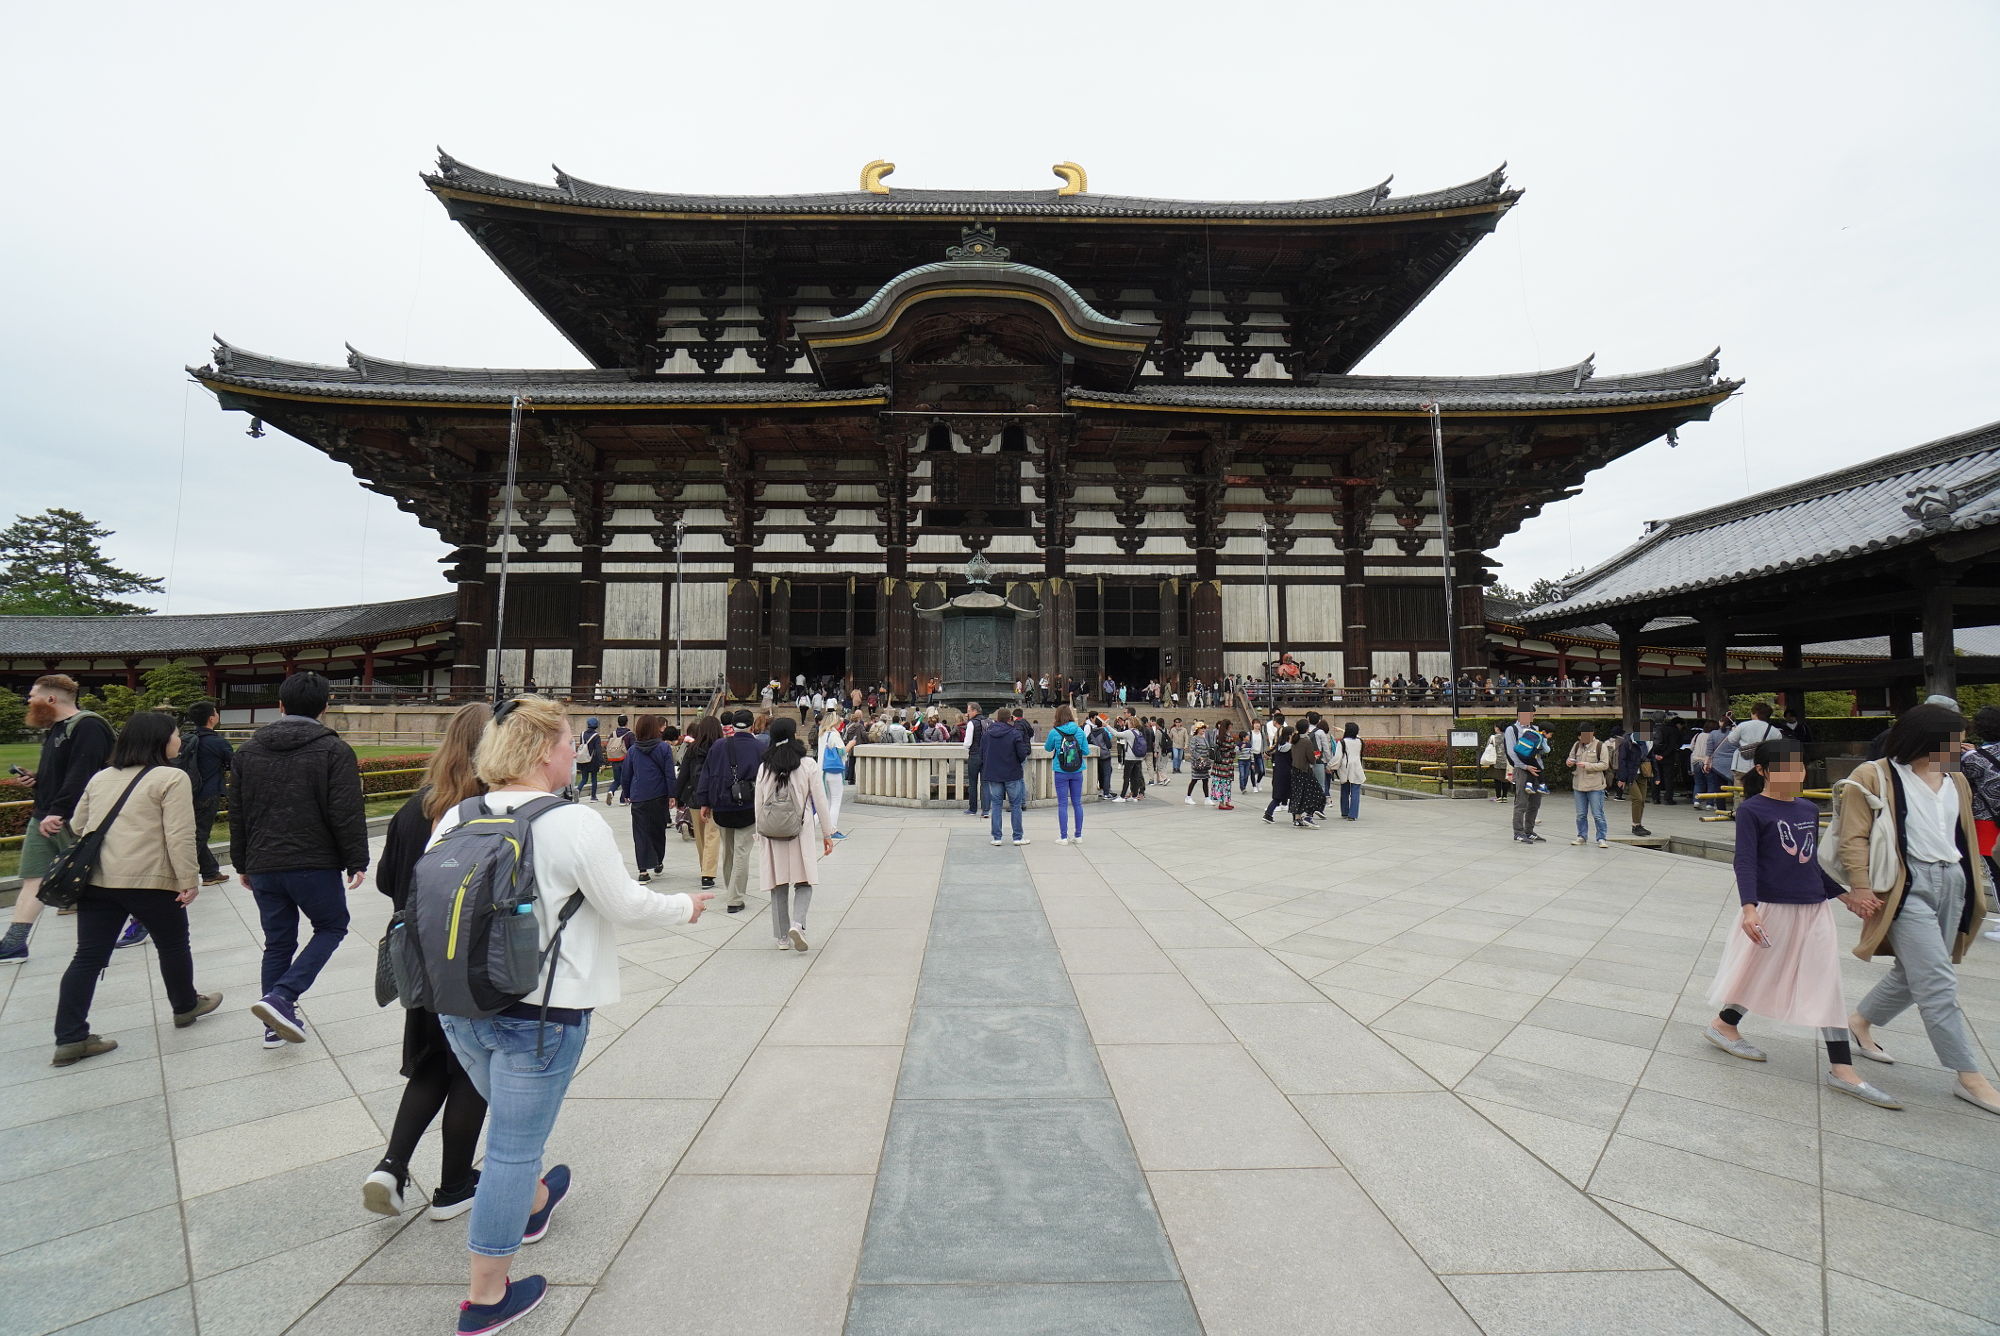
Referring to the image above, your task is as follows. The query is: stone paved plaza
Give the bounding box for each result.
[4,785,1999,1335]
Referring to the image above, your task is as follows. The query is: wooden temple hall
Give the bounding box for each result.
[191,155,1738,702]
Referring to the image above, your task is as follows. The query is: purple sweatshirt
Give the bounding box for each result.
[1732,794,1842,906]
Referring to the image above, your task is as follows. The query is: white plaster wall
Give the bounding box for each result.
[1416,651,1453,678]
[667,649,726,689]
[1372,651,1413,678]
[1286,583,1342,642]
[1222,582,1271,644]
[531,649,573,686]
[674,582,728,641]
[1224,651,1264,678]
[605,582,662,640]
[600,648,659,688]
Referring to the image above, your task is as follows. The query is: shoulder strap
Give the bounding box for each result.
[87,766,157,838]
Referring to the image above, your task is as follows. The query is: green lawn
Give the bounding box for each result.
[1,793,413,881]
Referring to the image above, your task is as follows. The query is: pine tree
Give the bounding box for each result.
[0,508,163,615]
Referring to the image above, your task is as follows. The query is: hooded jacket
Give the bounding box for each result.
[618,737,677,803]
[1042,720,1088,773]
[980,720,1031,784]
[228,715,369,875]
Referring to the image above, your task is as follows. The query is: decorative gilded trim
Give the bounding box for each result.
[860,160,895,194]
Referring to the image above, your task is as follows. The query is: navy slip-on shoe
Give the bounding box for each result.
[457,1274,547,1335]
[521,1164,571,1244]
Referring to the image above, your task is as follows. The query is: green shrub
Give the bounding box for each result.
[0,687,24,743]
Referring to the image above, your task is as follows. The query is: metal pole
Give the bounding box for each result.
[1259,518,1275,711]
[672,514,687,708]
[1423,402,1460,725]
[490,394,527,702]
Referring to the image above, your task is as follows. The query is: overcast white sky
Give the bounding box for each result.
[3,1,1995,614]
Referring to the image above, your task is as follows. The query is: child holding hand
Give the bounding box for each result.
[1704,737,1900,1108]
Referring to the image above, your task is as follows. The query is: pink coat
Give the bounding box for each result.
[755,758,825,890]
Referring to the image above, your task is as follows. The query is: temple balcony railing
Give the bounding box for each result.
[849,743,1105,809]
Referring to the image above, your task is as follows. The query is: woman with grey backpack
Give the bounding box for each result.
[756,716,833,952]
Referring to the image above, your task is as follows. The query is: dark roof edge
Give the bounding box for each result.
[0,592,456,631]
[422,152,1519,220]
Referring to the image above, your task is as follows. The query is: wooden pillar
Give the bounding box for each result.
[1922,578,1958,702]
[768,577,792,690]
[124,660,140,689]
[449,539,489,695]
[203,660,220,697]
[1888,622,1918,712]
[361,646,377,687]
[573,541,604,695]
[1452,548,1490,679]
[1779,638,1802,714]
[1341,546,1372,696]
[1615,624,1642,730]
[1704,618,1731,723]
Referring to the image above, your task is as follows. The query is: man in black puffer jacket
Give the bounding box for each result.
[229,672,368,1047]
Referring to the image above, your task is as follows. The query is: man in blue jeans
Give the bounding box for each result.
[980,707,1032,846]
[229,672,369,1047]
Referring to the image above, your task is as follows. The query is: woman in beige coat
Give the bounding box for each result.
[1836,704,1999,1115]
[53,711,221,1066]
[755,716,832,952]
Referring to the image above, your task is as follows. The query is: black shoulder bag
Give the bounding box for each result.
[37,767,157,911]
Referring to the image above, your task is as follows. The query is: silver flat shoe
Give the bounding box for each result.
[1825,1073,1903,1109]
[1853,1037,1895,1064]
[1704,1026,1767,1062]
[1953,1086,2000,1117]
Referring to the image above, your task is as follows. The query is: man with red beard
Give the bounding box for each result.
[3,675,117,963]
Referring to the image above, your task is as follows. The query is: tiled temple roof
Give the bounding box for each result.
[0,594,457,659]
[425,156,1520,221]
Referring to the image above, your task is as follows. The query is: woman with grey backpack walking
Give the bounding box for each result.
[405,696,714,1334]
[755,716,833,951]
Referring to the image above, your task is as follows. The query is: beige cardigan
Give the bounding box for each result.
[71,765,198,893]
[1567,738,1614,791]
[1835,760,1986,962]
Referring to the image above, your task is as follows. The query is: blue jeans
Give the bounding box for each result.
[1340,781,1362,820]
[249,868,350,1002]
[1574,788,1607,840]
[1238,758,1255,790]
[986,778,1027,842]
[1172,747,1184,773]
[1053,768,1085,838]
[440,1012,591,1258]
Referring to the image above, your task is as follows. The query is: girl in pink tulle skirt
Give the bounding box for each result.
[1703,737,1902,1108]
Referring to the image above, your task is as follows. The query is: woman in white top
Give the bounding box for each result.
[432,696,712,1332]
[1837,704,1999,1116]
[1332,722,1368,820]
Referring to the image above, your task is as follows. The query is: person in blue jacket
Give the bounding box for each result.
[1042,705,1089,845]
[615,715,677,882]
[980,707,1032,846]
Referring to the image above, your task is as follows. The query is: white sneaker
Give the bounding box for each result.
[1185,796,1197,805]
[1597,840,1610,849]
[777,939,794,950]
[1570,837,1585,845]
[1072,835,1083,845]
[1056,836,1068,845]
[990,838,1003,846]
[1111,796,1126,803]
[1204,798,1216,806]
[1014,837,1031,846]
[788,926,809,952]
[362,1168,406,1217]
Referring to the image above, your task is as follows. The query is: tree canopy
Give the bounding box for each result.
[0,508,163,615]
[1489,569,1582,612]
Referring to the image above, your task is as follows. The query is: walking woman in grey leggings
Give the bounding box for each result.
[1836,704,2000,1116]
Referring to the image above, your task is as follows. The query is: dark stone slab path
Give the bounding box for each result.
[847,831,1201,1333]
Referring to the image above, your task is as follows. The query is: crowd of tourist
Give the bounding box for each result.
[11,667,2000,1332]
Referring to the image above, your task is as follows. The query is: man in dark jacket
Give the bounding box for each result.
[231,672,368,1045]
[1612,722,1660,838]
[981,707,1033,846]
[697,709,766,913]
[1,674,116,964]
[181,700,235,886]
[961,702,988,817]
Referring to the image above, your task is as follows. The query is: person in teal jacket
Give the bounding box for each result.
[1043,706,1090,845]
